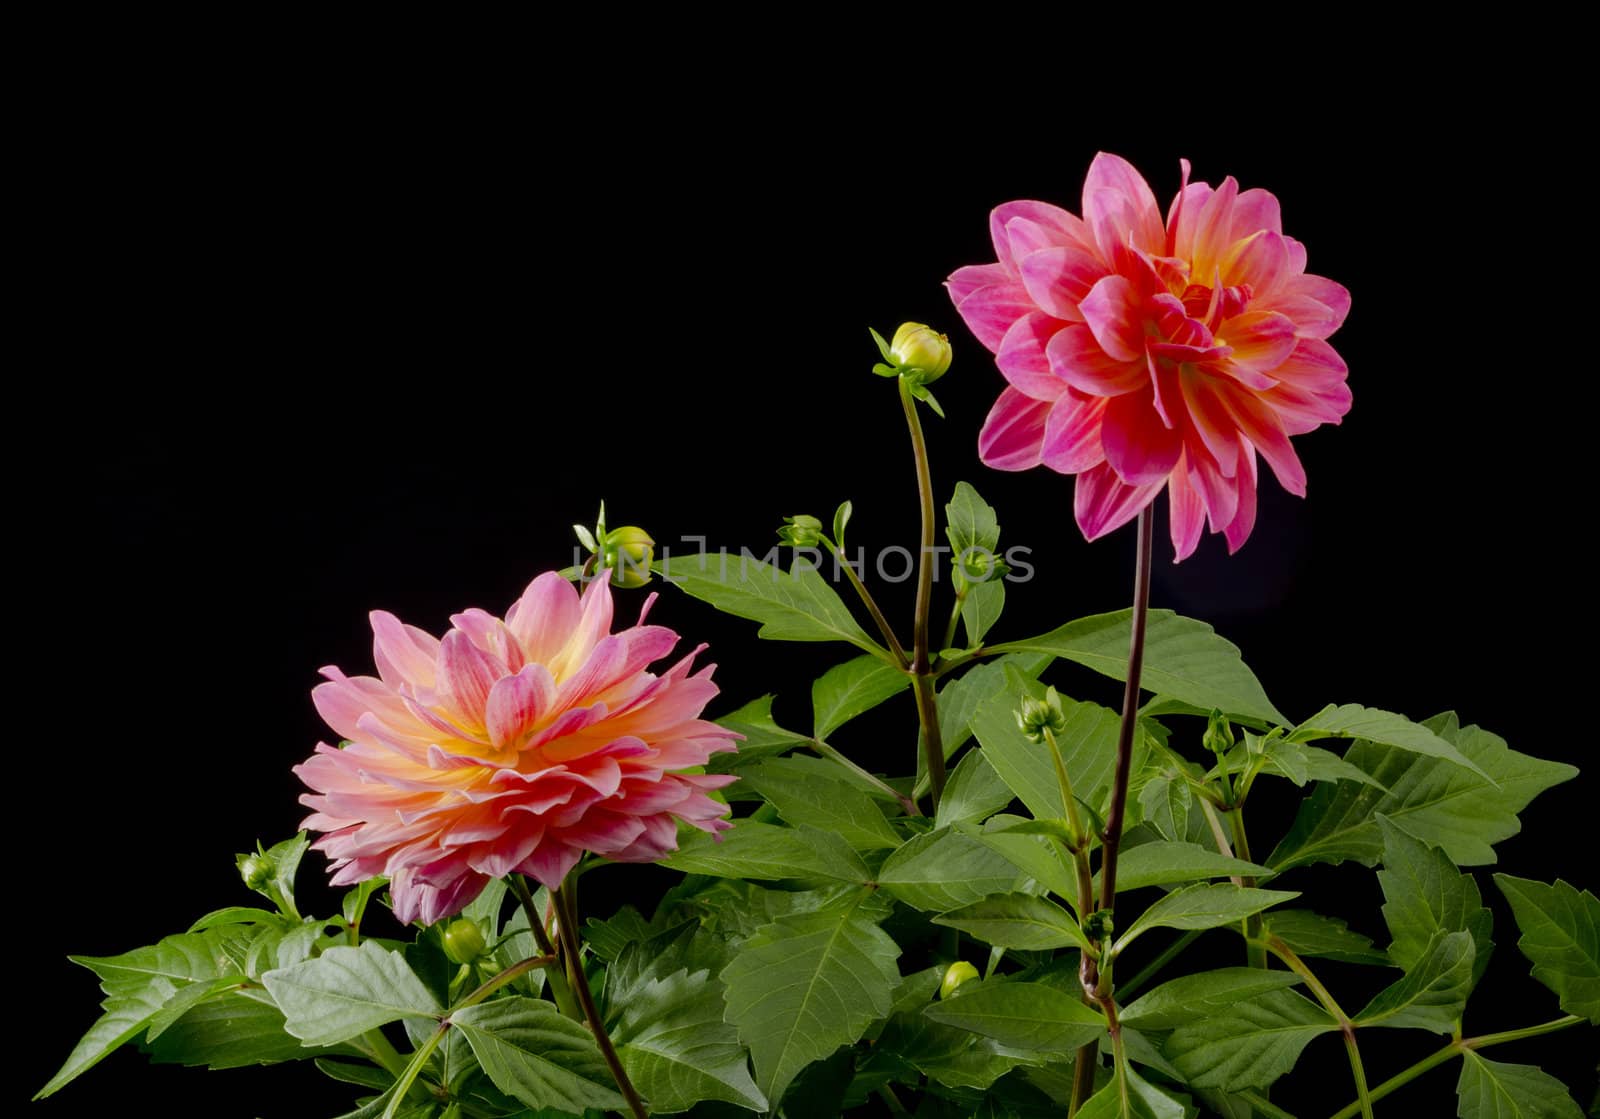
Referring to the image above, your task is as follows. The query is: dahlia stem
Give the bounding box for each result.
[810,736,921,816]
[358,1028,410,1081]
[828,541,908,668]
[553,884,648,1119]
[1228,807,1267,968]
[1097,505,1154,911]
[899,376,947,808]
[510,875,580,1022]
[1259,936,1372,1119]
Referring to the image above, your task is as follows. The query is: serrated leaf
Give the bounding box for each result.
[874,1011,1038,1091]
[936,748,1016,828]
[148,992,353,1069]
[1261,910,1389,966]
[933,893,1092,953]
[1457,1051,1584,1119]
[946,481,1001,557]
[1294,703,1488,777]
[1355,929,1475,1031]
[992,610,1284,725]
[659,553,881,654]
[1120,968,1304,1030]
[188,906,283,931]
[1494,876,1600,1024]
[971,818,1079,903]
[261,940,440,1047]
[662,820,870,883]
[720,897,901,1106]
[1074,1060,1188,1119]
[811,655,911,739]
[877,826,1024,912]
[924,980,1104,1053]
[613,968,766,1113]
[1378,817,1494,988]
[36,976,175,1098]
[1165,988,1338,1090]
[743,760,902,851]
[1254,740,1387,789]
[971,676,1127,823]
[1115,884,1299,954]
[1102,841,1273,893]
[710,696,812,769]
[451,996,626,1113]
[1267,716,1577,870]
[70,927,243,997]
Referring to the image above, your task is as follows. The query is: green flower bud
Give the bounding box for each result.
[441,918,488,965]
[889,322,952,383]
[777,514,825,548]
[1203,709,1236,756]
[238,852,273,892]
[601,525,654,589]
[1083,908,1115,943]
[1015,686,1068,744]
[939,960,980,1000]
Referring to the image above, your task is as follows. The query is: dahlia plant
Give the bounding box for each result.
[41,155,1595,1118]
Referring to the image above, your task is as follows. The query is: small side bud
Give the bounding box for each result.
[1083,908,1115,943]
[1016,686,1068,743]
[889,322,953,383]
[238,852,273,892]
[939,960,980,999]
[602,525,654,588]
[777,514,826,548]
[441,918,488,965]
[1203,709,1236,756]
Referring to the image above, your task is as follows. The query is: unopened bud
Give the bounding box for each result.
[238,853,273,892]
[777,514,826,548]
[1016,686,1068,743]
[939,960,980,999]
[889,322,952,383]
[1083,909,1115,943]
[1203,709,1235,756]
[602,526,654,589]
[441,918,488,964]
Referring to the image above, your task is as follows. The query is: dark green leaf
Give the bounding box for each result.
[935,653,1054,760]
[946,481,1001,557]
[743,760,901,851]
[261,940,441,1047]
[710,696,812,769]
[924,980,1104,1053]
[1261,910,1389,966]
[877,827,1024,912]
[933,893,1091,952]
[1267,715,1577,870]
[1138,776,1192,843]
[971,818,1079,903]
[874,1012,1038,1091]
[149,992,354,1068]
[1355,930,1475,1031]
[811,655,911,739]
[659,553,881,654]
[1456,1051,1584,1119]
[1253,740,1387,789]
[1115,884,1299,954]
[1101,841,1273,893]
[1074,1060,1188,1119]
[1165,989,1338,1091]
[36,976,174,1098]
[992,610,1284,725]
[661,820,870,884]
[1120,968,1304,1031]
[935,748,1016,829]
[1494,875,1600,1024]
[1293,703,1488,777]
[613,968,766,1113]
[1378,817,1494,988]
[451,996,626,1113]
[962,580,1007,647]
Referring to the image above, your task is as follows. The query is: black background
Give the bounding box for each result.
[22,68,1595,1117]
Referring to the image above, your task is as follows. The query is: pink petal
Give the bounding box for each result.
[952,278,1037,352]
[1258,294,1345,340]
[1168,457,1206,562]
[1079,274,1145,364]
[1082,152,1165,255]
[371,611,441,690]
[947,263,1011,305]
[485,663,559,750]
[1220,230,1289,296]
[996,313,1071,401]
[506,573,581,667]
[988,201,1091,273]
[1046,322,1146,396]
[1040,390,1107,473]
[1216,386,1307,497]
[1074,461,1163,541]
[519,841,583,890]
[978,387,1050,471]
[1169,181,1215,262]
[1178,370,1241,477]
[1229,188,1283,239]
[1265,380,1353,434]
[1281,273,1351,332]
[1223,450,1260,552]
[1190,176,1239,281]
[1187,442,1241,530]
[1102,391,1183,484]
[1019,245,1103,320]
[1220,310,1297,376]
[439,630,502,722]
[1272,338,1349,390]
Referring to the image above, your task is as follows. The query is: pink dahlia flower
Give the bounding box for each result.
[294,573,738,926]
[949,152,1351,560]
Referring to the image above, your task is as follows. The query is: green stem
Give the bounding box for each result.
[509,875,580,1021]
[553,884,648,1119]
[810,736,920,816]
[1261,937,1371,1119]
[830,541,908,668]
[381,1023,450,1119]
[1116,930,1202,1002]
[941,593,964,653]
[1069,1037,1098,1118]
[452,954,557,1010]
[1341,1028,1375,1119]
[1237,1089,1300,1119]
[1228,807,1267,968]
[877,1084,913,1117]
[1041,726,1087,846]
[1463,1013,1585,1049]
[358,1027,410,1081]
[1097,505,1155,911]
[900,376,947,809]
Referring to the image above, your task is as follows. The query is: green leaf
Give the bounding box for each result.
[451,996,627,1113]
[971,818,1080,903]
[924,980,1105,1053]
[880,1013,1040,1091]
[936,749,1017,829]
[261,940,441,1047]
[1267,715,1578,870]
[659,552,881,654]
[188,906,283,931]
[933,893,1092,953]
[962,580,1007,647]
[710,695,812,769]
[1114,884,1299,954]
[1073,1060,1187,1119]
[1294,703,1488,778]
[720,896,901,1107]
[935,653,1054,759]
[1261,910,1389,966]
[1138,775,1192,843]
[946,481,1001,557]
[869,327,893,362]
[148,992,353,1068]
[1253,740,1387,789]
[661,820,870,884]
[833,501,853,549]
[971,674,1128,822]
[1378,817,1494,988]
[811,655,911,739]
[613,968,767,1113]
[742,760,901,851]
[36,975,176,1098]
[992,609,1284,725]
[1456,1051,1584,1119]
[1165,988,1338,1090]
[1102,841,1274,893]
[1120,968,1303,1030]
[1494,875,1600,1024]
[877,826,1024,912]
[1355,929,1475,1031]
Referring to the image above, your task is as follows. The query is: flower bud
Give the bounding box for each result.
[777,514,825,548]
[441,918,488,965]
[939,960,980,999]
[889,322,952,383]
[1015,686,1067,743]
[602,526,654,589]
[1083,908,1115,943]
[238,852,274,891]
[1203,709,1236,756]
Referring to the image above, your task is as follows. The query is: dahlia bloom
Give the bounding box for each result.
[294,573,737,926]
[948,153,1351,559]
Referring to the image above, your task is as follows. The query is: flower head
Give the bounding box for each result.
[948,153,1351,560]
[294,572,737,926]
